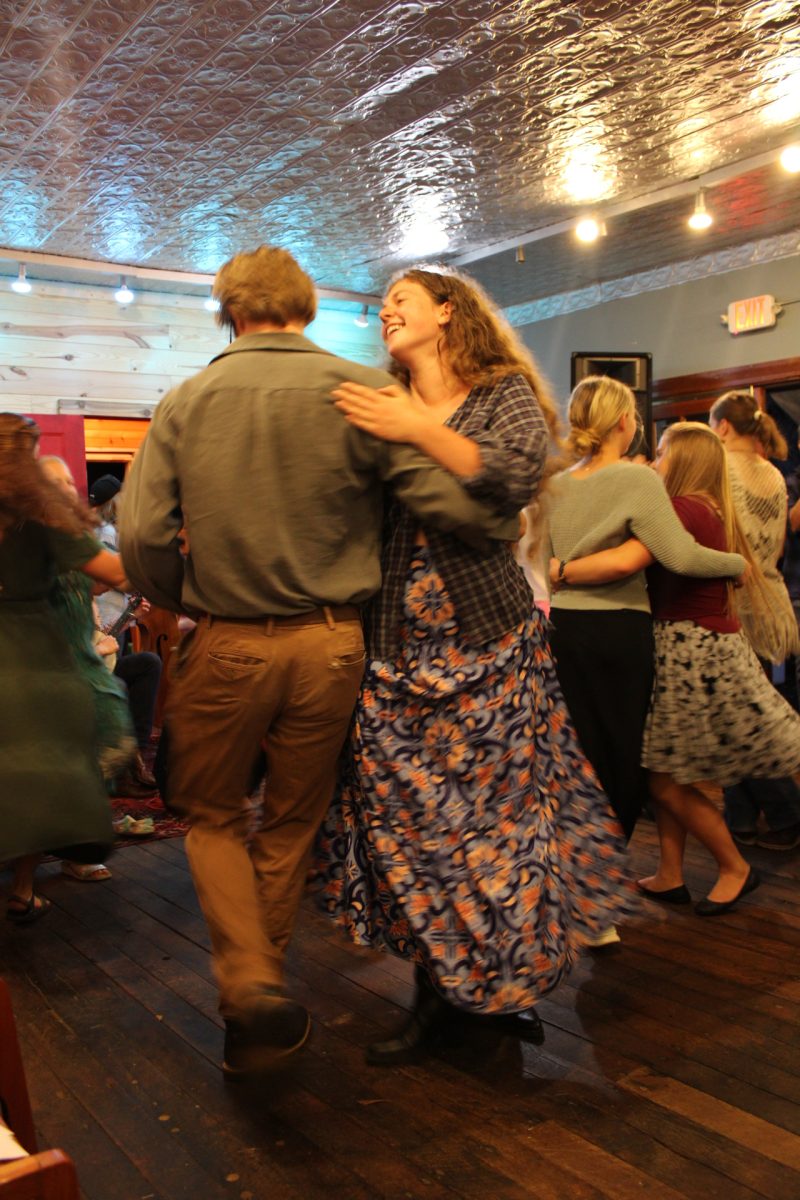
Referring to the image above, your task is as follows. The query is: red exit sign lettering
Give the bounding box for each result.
[726,294,778,336]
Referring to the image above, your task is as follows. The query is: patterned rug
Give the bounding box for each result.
[110,795,189,845]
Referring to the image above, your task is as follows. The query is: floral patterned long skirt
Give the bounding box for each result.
[312,547,633,1013]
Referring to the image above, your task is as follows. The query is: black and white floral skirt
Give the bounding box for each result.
[642,620,800,786]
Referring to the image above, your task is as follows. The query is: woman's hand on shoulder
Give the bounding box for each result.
[332,381,429,444]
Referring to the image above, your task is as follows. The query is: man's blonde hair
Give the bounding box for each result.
[213,245,317,332]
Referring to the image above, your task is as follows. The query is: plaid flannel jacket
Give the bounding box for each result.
[368,373,549,658]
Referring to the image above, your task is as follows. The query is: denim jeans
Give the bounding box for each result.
[723,776,800,834]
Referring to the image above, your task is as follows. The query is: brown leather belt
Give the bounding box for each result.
[207,605,360,630]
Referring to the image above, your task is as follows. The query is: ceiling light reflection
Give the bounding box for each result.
[755,55,800,126]
[557,125,617,204]
[397,191,452,258]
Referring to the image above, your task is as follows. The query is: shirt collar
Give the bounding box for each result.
[210,331,335,364]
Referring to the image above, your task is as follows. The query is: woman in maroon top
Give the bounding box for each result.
[559,423,800,915]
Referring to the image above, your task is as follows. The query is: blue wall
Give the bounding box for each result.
[518,253,800,406]
[307,302,386,367]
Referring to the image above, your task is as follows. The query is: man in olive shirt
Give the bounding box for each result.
[119,245,517,1079]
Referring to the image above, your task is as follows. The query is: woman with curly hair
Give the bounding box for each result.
[313,269,633,1064]
[0,413,126,921]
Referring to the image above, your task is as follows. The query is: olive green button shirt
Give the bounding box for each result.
[119,333,519,616]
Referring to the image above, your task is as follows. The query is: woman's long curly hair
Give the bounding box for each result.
[386,267,562,447]
[385,268,563,552]
[0,413,91,539]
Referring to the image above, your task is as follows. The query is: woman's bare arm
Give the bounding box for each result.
[550,539,653,590]
[80,549,129,590]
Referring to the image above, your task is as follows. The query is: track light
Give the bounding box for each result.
[354,304,369,328]
[688,189,713,231]
[780,144,800,173]
[114,276,134,305]
[204,292,220,312]
[10,263,31,294]
[575,217,605,244]
[515,245,526,264]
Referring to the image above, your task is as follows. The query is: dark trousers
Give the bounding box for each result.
[549,608,654,840]
[114,651,162,751]
[724,776,800,834]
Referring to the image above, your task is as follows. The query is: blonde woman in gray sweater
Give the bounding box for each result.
[546,378,746,854]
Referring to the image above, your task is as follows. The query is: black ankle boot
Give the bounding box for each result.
[472,1008,545,1045]
[366,968,459,1066]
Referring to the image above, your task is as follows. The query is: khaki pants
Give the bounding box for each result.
[165,609,364,1016]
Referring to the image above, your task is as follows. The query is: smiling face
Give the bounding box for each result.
[379,278,451,366]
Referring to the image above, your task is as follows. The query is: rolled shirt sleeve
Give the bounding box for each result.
[456,375,550,514]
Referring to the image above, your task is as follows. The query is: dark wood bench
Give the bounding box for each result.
[0,979,79,1199]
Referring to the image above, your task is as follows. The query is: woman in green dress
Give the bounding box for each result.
[40,455,138,883]
[40,456,137,784]
[0,414,128,921]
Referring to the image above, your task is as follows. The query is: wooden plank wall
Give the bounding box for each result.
[0,278,385,416]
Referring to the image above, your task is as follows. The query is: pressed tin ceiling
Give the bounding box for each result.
[0,0,799,310]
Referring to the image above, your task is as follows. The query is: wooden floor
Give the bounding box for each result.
[1,824,799,1200]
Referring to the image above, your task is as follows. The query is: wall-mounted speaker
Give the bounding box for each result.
[570,351,653,456]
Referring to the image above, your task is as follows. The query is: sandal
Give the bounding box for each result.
[6,893,52,924]
[113,814,155,837]
[61,862,112,882]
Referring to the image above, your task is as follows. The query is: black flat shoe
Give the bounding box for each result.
[695,868,760,917]
[636,882,692,905]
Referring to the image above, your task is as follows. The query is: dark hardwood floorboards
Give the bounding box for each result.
[2,823,799,1200]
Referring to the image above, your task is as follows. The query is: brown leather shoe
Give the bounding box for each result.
[223,989,311,1079]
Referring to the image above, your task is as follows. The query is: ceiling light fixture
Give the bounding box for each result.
[354,303,369,328]
[10,263,31,294]
[114,276,134,305]
[515,246,526,264]
[779,143,800,173]
[204,292,220,312]
[575,217,605,244]
[688,189,713,231]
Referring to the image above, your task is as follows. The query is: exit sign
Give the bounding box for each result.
[726,294,779,336]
